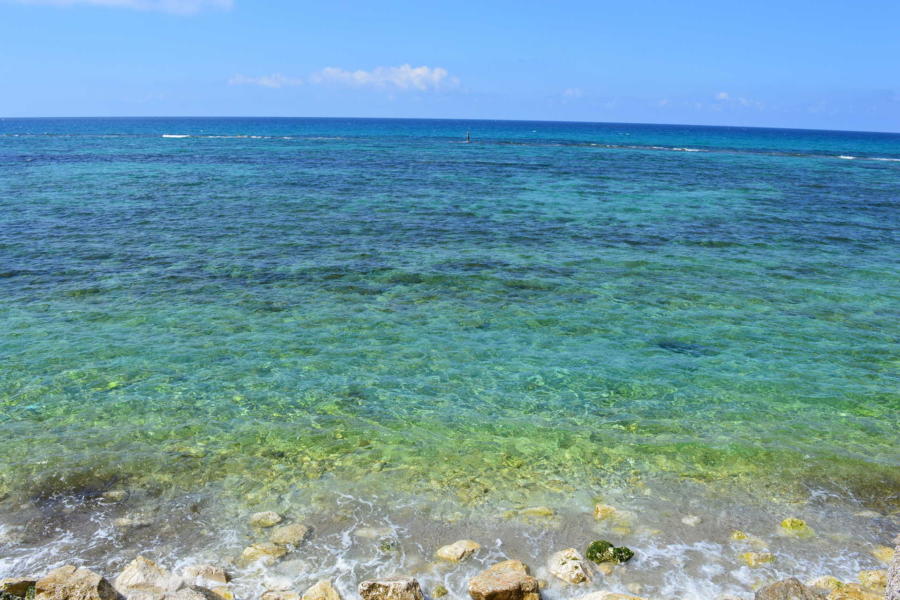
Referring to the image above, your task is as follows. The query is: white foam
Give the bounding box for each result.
[162,134,190,138]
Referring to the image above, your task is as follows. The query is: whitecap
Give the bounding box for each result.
[162,134,190,139]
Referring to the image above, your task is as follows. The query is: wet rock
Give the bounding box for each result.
[209,588,233,600]
[0,579,35,597]
[825,584,880,600]
[114,514,153,530]
[115,556,183,600]
[436,540,481,562]
[754,578,823,600]
[250,512,283,528]
[779,518,814,538]
[888,536,900,600]
[102,490,129,503]
[585,541,633,564]
[740,551,775,567]
[182,566,228,588]
[354,527,394,539]
[35,566,118,600]
[270,523,310,546]
[431,586,448,599]
[263,577,294,592]
[261,593,300,600]
[468,560,540,600]
[872,545,894,564]
[577,593,647,600]
[358,578,423,600]
[856,570,885,593]
[593,504,617,520]
[168,588,220,600]
[547,549,591,584]
[681,515,702,527]
[239,542,287,566]
[807,577,842,592]
[301,580,341,600]
[520,507,554,518]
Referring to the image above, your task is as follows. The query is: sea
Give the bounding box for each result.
[0,117,898,599]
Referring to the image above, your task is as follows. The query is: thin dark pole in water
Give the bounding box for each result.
[466,130,471,143]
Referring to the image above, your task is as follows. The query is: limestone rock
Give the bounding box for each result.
[754,578,823,600]
[302,580,341,600]
[593,505,617,520]
[681,515,702,527]
[740,551,775,567]
[807,577,842,592]
[431,586,448,599]
[210,588,233,600]
[825,584,880,600]
[270,524,310,546]
[779,518,814,538]
[358,578,423,600]
[182,566,228,588]
[115,556,183,600]
[887,536,900,600]
[856,570,885,593]
[872,546,895,564]
[239,542,287,566]
[1,579,35,597]
[35,566,118,600]
[436,540,481,562]
[547,549,591,584]
[250,511,283,528]
[468,560,540,600]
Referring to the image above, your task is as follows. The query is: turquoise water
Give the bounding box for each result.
[0,118,898,594]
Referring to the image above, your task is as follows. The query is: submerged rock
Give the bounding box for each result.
[115,556,183,600]
[754,578,823,600]
[301,580,341,600]
[354,527,394,539]
[807,577,842,592]
[0,579,35,598]
[238,542,287,566]
[520,507,554,518]
[181,566,228,588]
[261,593,300,600]
[468,560,540,600]
[872,546,895,564]
[250,511,283,528]
[358,578,423,600]
[431,586,448,599]
[593,504,617,520]
[825,584,880,600]
[681,515,702,527]
[740,551,775,568]
[547,549,591,584]
[779,518,815,538]
[856,570,886,593]
[35,566,117,600]
[436,540,481,562]
[270,523,310,546]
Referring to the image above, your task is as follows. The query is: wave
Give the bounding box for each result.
[161,134,190,138]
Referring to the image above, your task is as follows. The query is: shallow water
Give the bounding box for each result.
[0,118,898,597]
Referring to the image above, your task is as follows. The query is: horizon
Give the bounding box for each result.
[2,0,899,133]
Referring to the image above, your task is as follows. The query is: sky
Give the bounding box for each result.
[1,0,899,131]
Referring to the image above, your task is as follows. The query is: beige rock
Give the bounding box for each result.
[436,540,481,562]
[547,549,591,584]
[887,535,900,600]
[115,556,183,600]
[807,576,843,591]
[1,578,36,597]
[520,507,554,518]
[209,588,233,600]
[250,511,283,528]
[739,551,775,567]
[856,569,886,592]
[872,546,895,564]
[169,588,220,600]
[35,566,118,600]
[270,524,310,546]
[262,593,300,600]
[596,563,614,576]
[431,585,448,599]
[753,578,821,600]
[302,580,341,600]
[358,578,423,600]
[468,560,540,600]
[681,515,702,527]
[239,542,287,566]
[114,515,153,530]
[593,504,617,520]
[263,577,293,592]
[182,566,229,588]
[826,584,881,600]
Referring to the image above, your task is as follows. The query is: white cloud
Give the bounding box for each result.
[715,91,730,101]
[562,88,584,99]
[13,0,231,14]
[713,91,763,109]
[309,64,458,91]
[228,73,302,88]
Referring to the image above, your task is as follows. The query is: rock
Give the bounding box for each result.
[593,504,617,520]
[681,515,702,527]
[740,551,775,567]
[114,514,153,530]
[168,588,220,600]
[102,490,129,503]
[239,542,287,566]
[888,537,900,600]
[354,527,394,539]
[807,577,842,592]
[270,524,310,546]
[754,578,822,600]
[431,585,448,598]
[468,560,540,600]
[872,546,895,564]
[250,511,283,528]
[585,541,633,564]
[825,584,880,600]
[577,593,647,600]
[262,593,301,600]
[358,578,423,600]
[35,566,118,600]
[436,540,481,562]
[1,579,35,598]
[301,580,341,600]
[779,518,814,538]
[264,577,294,592]
[115,557,183,600]
[547,549,591,584]
[210,588,233,600]
[856,570,885,593]
[182,566,228,588]
[596,564,614,576]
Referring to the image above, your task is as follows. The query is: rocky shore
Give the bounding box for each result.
[1,506,896,600]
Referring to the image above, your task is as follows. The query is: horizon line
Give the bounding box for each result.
[1,115,899,136]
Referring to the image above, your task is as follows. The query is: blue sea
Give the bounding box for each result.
[0,118,898,598]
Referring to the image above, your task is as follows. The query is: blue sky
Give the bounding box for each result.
[2,0,898,131]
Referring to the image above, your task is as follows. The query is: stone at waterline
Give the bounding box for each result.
[209,587,234,600]
[358,578,423,600]
[431,586,448,599]
[168,588,221,600]
[753,578,823,600]
[585,540,633,565]
[468,560,540,600]
[576,592,648,600]
[0,579,35,598]
[181,566,229,588]
[547,549,591,584]
[435,540,481,562]
[262,593,301,600]
[249,511,283,528]
[856,569,886,593]
[740,551,776,568]
[301,580,341,600]
[238,542,288,566]
[35,566,118,600]
[115,556,183,600]
[270,523,311,546]
[888,534,900,600]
